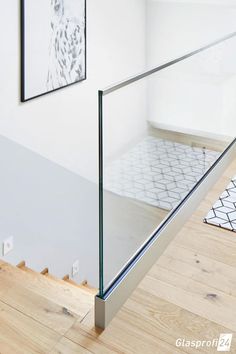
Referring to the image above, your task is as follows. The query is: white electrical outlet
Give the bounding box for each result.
[2,236,14,256]
[72,260,79,278]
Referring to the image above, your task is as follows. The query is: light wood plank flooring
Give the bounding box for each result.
[1,158,236,353]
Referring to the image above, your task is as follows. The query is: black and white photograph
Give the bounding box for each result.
[21,0,86,101]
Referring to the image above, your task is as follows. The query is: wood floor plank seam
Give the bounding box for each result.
[126,288,236,336]
[172,239,236,268]
[119,306,191,354]
[152,263,236,298]
[79,308,94,325]
[155,261,236,299]
[141,274,236,331]
[0,300,62,354]
[157,255,236,298]
[181,225,236,246]
[64,324,127,354]
[149,266,236,310]
[168,242,236,270]
[0,296,77,339]
[58,336,96,354]
[48,335,94,354]
[0,297,69,339]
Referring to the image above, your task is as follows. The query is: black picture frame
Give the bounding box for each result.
[21,0,87,102]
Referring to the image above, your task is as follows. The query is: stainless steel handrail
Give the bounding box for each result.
[101,31,236,96]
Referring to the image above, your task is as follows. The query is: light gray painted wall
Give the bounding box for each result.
[0,135,99,286]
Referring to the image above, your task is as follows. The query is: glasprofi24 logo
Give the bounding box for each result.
[176,334,233,352]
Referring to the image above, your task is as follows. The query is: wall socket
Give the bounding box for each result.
[2,236,14,256]
[72,260,79,278]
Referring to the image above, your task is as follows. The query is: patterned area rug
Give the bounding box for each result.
[105,136,220,211]
[204,176,236,231]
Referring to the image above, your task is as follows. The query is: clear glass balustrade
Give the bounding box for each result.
[98,32,236,297]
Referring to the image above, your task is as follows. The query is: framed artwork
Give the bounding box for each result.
[21,0,86,102]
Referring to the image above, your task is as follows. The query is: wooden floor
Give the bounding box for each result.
[1,158,236,353]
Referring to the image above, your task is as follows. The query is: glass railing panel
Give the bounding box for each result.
[99,34,236,295]
[101,79,150,292]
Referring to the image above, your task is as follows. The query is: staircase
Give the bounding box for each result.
[0,259,97,330]
[16,260,97,296]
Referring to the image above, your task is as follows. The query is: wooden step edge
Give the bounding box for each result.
[79,285,98,296]
[47,272,79,287]
[40,268,49,275]
[16,261,26,269]
[68,279,81,288]
[19,265,39,275]
[80,280,97,293]
[63,275,81,288]
[45,273,58,281]
[63,274,84,287]
[47,273,95,294]
[16,263,48,278]
[62,275,96,293]
[63,276,97,295]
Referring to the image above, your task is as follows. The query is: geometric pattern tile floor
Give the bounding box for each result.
[105,136,220,211]
[204,176,236,232]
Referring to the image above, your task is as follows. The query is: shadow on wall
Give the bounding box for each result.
[0,135,99,286]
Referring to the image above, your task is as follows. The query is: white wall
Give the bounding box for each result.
[0,0,147,183]
[146,0,236,138]
[147,0,236,66]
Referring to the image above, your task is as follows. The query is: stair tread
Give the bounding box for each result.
[0,260,94,320]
